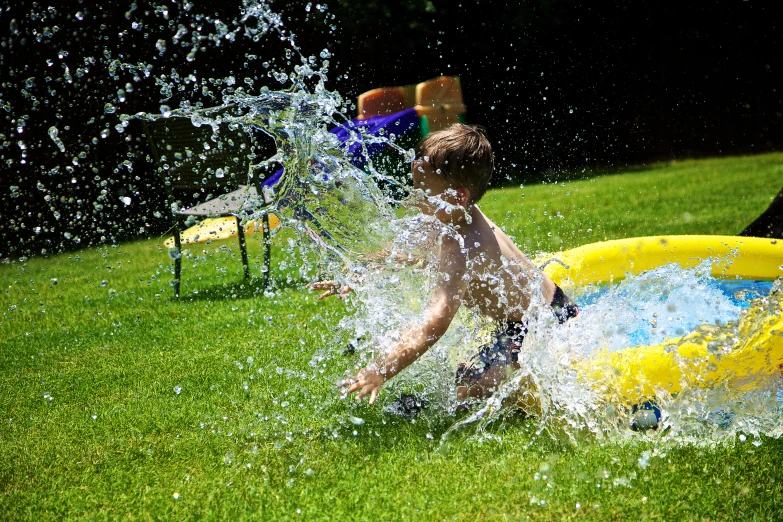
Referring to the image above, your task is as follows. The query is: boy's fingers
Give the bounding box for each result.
[339,286,352,299]
[345,380,362,395]
[318,290,334,300]
[309,280,337,290]
[355,384,380,404]
[356,383,375,402]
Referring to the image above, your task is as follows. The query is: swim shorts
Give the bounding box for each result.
[455,285,578,383]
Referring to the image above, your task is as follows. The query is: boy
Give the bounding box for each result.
[313,124,577,406]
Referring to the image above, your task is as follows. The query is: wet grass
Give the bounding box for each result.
[2,152,783,520]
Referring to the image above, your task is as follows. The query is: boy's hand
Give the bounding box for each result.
[340,367,385,405]
[307,280,353,300]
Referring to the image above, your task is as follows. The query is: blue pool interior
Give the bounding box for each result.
[576,279,775,309]
[570,278,776,350]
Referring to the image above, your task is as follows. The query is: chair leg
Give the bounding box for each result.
[262,211,272,290]
[173,220,182,298]
[236,216,250,279]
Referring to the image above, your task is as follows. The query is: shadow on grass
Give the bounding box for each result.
[320,394,545,456]
[171,272,308,302]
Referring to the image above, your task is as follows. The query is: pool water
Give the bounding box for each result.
[566,261,778,352]
[577,279,774,309]
[715,279,776,307]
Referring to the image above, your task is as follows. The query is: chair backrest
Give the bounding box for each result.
[142,113,251,195]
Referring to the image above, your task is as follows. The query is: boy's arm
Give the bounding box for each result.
[341,234,467,404]
[308,249,428,300]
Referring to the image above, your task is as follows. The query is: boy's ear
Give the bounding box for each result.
[455,188,470,207]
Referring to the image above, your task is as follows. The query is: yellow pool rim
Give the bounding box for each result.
[542,235,783,288]
[541,235,783,406]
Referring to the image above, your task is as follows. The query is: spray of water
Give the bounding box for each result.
[2,0,780,446]
[442,264,782,444]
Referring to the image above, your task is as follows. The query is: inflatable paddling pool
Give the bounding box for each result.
[541,235,783,406]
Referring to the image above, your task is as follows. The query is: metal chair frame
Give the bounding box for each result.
[142,109,272,297]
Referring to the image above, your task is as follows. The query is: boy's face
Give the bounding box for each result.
[411,159,450,196]
[410,159,469,224]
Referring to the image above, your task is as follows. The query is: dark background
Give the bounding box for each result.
[2,1,782,257]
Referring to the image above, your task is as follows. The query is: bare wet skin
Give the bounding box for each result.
[458,206,556,322]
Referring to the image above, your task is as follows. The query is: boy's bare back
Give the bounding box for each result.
[445,205,557,322]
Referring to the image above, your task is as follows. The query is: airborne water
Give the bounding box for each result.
[1,0,781,448]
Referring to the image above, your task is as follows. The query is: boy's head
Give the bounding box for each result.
[413,124,494,205]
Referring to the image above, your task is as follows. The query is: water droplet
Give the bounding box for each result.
[48,126,66,152]
[637,451,650,469]
[174,385,182,395]
[155,39,167,55]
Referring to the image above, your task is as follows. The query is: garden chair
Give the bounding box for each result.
[142,106,273,298]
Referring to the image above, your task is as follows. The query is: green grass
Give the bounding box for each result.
[483,153,783,253]
[2,153,782,520]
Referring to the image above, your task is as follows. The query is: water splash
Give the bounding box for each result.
[441,265,782,444]
[2,0,780,449]
[47,126,66,153]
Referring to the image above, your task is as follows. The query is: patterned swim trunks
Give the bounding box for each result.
[456,285,578,384]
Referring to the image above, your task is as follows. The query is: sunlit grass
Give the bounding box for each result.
[1,153,782,520]
[484,152,783,253]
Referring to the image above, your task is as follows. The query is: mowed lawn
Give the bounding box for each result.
[1,153,782,520]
